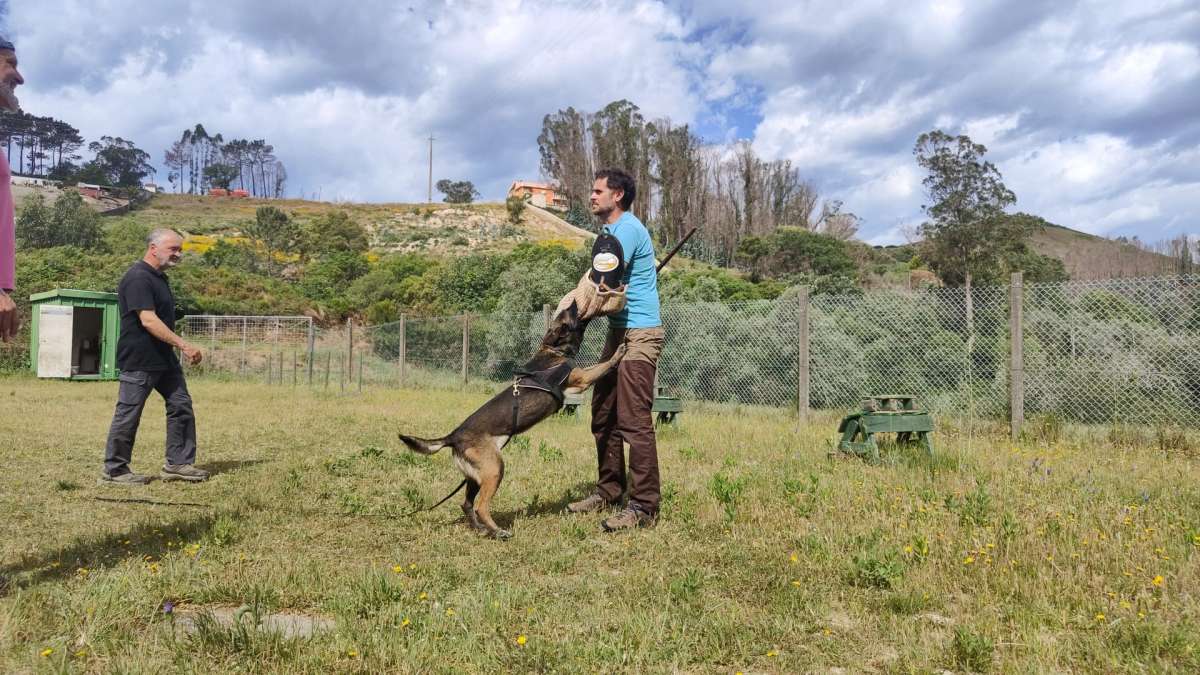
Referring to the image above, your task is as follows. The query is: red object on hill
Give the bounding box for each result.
[230,189,249,198]
[209,188,229,197]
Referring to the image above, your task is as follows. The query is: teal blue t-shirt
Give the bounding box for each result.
[604,212,661,328]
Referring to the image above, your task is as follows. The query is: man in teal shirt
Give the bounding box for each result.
[567,168,665,531]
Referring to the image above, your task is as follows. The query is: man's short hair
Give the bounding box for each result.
[146,228,181,247]
[595,168,636,211]
[0,38,14,53]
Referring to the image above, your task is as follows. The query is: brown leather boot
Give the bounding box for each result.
[565,493,614,514]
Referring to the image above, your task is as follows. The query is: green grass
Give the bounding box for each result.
[1,377,1198,672]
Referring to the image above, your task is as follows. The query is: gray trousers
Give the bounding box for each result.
[104,369,197,475]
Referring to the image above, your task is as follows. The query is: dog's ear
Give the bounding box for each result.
[565,299,580,326]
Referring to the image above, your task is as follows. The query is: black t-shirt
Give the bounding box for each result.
[116,260,180,371]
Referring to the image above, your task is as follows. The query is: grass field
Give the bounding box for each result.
[1,377,1198,673]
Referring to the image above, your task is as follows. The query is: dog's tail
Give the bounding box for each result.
[398,433,450,455]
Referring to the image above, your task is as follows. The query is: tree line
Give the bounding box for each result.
[0,111,84,177]
[537,99,859,267]
[163,124,287,198]
[0,112,155,188]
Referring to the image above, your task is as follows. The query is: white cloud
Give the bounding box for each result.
[3,0,1198,245]
[698,0,1200,243]
[1086,42,1200,111]
[9,0,703,202]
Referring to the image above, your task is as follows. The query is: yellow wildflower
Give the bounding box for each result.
[1152,575,1164,587]
[516,635,527,646]
[1095,613,1106,622]
[40,648,53,657]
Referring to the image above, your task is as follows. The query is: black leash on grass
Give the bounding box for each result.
[388,479,468,519]
[93,496,212,508]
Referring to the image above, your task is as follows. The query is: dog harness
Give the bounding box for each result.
[510,360,574,435]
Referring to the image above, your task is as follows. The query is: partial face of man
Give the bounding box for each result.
[590,178,623,219]
[150,235,184,270]
[0,50,24,113]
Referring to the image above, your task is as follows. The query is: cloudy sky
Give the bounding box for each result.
[3,0,1197,244]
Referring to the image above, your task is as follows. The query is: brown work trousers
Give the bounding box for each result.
[591,325,665,513]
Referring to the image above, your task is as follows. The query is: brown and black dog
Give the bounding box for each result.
[399,301,625,539]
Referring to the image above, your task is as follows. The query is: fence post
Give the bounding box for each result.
[307,320,315,385]
[797,286,811,426]
[1009,272,1024,441]
[346,318,353,376]
[359,352,364,393]
[543,303,551,332]
[461,313,470,385]
[398,314,407,388]
[278,351,284,385]
[293,350,298,386]
[240,317,248,375]
[324,352,331,390]
[340,354,345,393]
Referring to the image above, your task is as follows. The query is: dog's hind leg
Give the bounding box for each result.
[461,479,486,533]
[470,448,510,540]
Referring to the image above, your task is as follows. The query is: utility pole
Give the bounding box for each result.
[427,134,435,203]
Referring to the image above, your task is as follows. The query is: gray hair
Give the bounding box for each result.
[146,228,182,247]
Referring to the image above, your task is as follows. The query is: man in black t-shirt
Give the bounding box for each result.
[102,228,209,485]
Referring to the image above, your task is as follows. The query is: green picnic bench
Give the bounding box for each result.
[561,391,585,416]
[558,386,683,426]
[652,386,683,426]
[836,395,934,463]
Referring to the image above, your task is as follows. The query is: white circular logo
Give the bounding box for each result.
[593,252,619,273]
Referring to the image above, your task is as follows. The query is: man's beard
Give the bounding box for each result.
[0,82,19,113]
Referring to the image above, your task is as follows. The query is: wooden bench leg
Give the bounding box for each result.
[920,431,934,459]
[866,434,880,463]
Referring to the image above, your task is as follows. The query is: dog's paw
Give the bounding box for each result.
[493,529,513,541]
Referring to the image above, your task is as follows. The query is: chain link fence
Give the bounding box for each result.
[171,275,1200,430]
[1022,276,1200,426]
[177,315,315,379]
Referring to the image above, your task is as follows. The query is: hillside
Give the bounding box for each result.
[1027,222,1178,280]
[12,182,129,214]
[123,194,594,254]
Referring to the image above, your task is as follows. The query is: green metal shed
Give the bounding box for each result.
[28,289,120,380]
